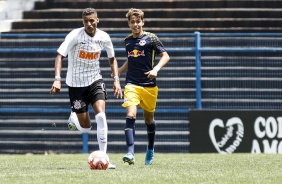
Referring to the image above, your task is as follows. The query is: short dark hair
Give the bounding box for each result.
[126,8,144,20]
[82,8,97,17]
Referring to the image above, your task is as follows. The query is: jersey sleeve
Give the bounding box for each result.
[103,33,115,58]
[150,33,166,55]
[57,30,77,57]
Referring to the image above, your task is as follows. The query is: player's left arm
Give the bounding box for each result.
[109,57,123,98]
[145,51,170,79]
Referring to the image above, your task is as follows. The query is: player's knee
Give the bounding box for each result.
[143,112,154,124]
[126,113,136,119]
[144,117,154,124]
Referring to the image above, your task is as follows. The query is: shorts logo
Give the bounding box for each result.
[73,100,82,110]
[123,98,129,104]
[101,83,106,92]
[139,40,146,46]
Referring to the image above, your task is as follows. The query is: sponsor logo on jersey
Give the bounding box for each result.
[128,49,145,58]
[79,50,99,60]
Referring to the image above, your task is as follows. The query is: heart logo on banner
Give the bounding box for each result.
[209,117,244,154]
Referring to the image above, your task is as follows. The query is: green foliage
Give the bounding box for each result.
[0,153,281,184]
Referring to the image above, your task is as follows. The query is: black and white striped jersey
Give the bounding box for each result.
[58,27,115,87]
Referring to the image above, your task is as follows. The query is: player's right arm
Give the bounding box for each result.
[118,60,128,75]
[50,54,64,95]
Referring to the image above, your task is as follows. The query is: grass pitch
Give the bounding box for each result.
[1,153,281,184]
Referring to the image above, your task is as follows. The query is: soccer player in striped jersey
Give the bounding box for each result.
[118,8,170,165]
[50,8,122,169]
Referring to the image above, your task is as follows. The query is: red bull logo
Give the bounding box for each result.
[128,49,145,58]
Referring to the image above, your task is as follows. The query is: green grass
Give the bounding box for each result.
[0,153,282,184]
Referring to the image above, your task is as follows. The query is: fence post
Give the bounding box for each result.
[194,31,202,109]
[82,133,88,154]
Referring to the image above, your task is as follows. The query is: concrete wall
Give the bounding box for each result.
[0,0,44,32]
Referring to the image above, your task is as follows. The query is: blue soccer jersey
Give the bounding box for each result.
[124,31,166,87]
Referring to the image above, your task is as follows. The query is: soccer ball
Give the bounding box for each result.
[67,112,77,131]
[88,150,109,170]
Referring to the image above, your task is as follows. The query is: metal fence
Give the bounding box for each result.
[0,32,282,153]
[1,32,282,110]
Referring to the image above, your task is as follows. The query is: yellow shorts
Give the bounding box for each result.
[122,84,158,112]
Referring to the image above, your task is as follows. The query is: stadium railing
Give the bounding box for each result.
[2,32,281,110]
[1,32,282,153]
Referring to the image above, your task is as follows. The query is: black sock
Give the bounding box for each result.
[146,121,156,150]
[125,118,136,154]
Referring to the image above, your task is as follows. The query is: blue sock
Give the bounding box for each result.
[146,121,156,150]
[125,118,135,154]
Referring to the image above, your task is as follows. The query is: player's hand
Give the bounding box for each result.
[113,81,123,99]
[50,81,61,95]
[145,69,158,79]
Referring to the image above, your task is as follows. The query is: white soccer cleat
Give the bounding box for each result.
[67,112,77,131]
[122,153,135,165]
[107,163,116,169]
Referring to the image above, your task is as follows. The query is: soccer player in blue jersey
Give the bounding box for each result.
[118,8,170,165]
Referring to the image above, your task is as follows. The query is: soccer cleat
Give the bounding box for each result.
[67,112,77,131]
[145,149,154,165]
[122,153,135,165]
[67,119,77,130]
[107,163,116,169]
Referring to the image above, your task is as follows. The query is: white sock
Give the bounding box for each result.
[95,112,108,153]
[69,112,83,131]
[80,127,91,133]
